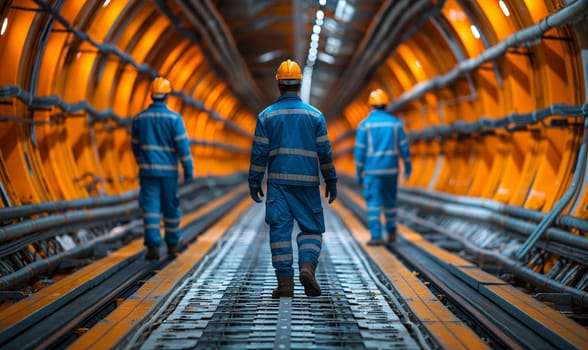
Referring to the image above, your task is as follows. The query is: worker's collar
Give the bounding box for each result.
[149,100,167,107]
[278,93,301,101]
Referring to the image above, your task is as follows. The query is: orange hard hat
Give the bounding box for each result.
[368,89,390,106]
[151,77,172,97]
[276,59,302,84]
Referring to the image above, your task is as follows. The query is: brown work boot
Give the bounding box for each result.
[145,245,160,260]
[387,228,397,244]
[367,238,386,246]
[299,262,321,297]
[167,243,179,257]
[272,276,294,298]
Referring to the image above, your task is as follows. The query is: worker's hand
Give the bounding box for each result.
[184,171,193,184]
[250,186,264,203]
[404,163,412,181]
[325,182,337,204]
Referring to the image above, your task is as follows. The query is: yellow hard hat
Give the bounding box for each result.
[151,77,171,97]
[368,88,390,106]
[276,59,302,84]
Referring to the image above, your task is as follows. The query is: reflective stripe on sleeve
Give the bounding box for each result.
[250,164,266,173]
[175,133,188,141]
[320,162,335,170]
[254,136,270,144]
[316,135,330,143]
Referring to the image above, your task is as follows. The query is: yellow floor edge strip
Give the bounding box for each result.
[0,240,143,333]
[398,223,588,349]
[69,197,252,350]
[344,186,588,349]
[331,201,490,350]
[0,185,247,335]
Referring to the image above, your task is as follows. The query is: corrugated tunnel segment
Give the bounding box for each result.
[0,0,587,348]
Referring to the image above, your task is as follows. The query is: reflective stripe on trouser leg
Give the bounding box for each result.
[296,233,322,266]
[367,206,383,239]
[382,175,399,231]
[266,183,295,277]
[161,177,182,245]
[282,184,324,266]
[139,177,163,247]
[384,208,397,231]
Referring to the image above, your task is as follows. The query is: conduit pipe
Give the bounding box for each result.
[0,221,141,291]
[400,187,544,222]
[397,193,588,251]
[515,118,588,259]
[327,0,435,116]
[388,0,588,112]
[0,190,138,223]
[401,212,588,306]
[168,0,265,111]
[0,175,242,243]
[0,203,140,244]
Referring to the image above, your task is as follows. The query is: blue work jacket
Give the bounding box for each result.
[131,100,193,178]
[354,109,411,179]
[249,93,337,187]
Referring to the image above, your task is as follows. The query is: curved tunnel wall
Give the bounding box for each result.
[0,0,587,224]
[335,0,588,219]
[0,0,255,207]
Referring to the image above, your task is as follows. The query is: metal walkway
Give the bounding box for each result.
[136,205,420,349]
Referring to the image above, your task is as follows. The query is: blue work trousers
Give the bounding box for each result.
[265,183,325,277]
[138,176,182,248]
[363,175,398,239]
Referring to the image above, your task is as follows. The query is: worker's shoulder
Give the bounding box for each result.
[372,110,402,123]
[259,101,323,118]
[138,104,181,119]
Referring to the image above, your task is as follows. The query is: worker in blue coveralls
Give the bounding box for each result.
[354,88,411,246]
[248,59,338,298]
[131,77,194,260]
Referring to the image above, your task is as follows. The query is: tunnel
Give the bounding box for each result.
[1,0,588,349]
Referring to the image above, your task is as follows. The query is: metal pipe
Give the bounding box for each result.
[397,193,588,251]
[0,203,140,244]
[0,190,138,222]
[400,187,545,222]
[401,211,588,306]
[515,118,588,259]
[0,221,141,291]
[389,0,588,112]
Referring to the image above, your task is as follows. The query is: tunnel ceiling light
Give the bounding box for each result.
[325,36,342,54]
[318,52,335,64]
[102,0,111,8]
[313,24,321,34]
[335,0,355,22]
[319,0,326,5]
[499,1,510,16]
[470,25,481,39]
[256,50,281,63]
[317,10,324,20]
[1,17,7,36]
